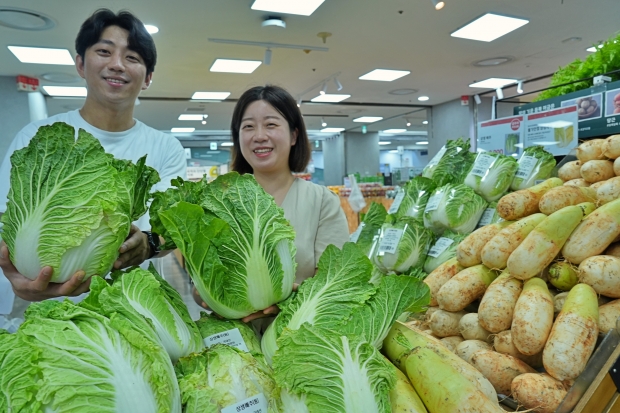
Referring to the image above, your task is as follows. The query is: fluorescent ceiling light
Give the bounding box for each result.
[379,141,391,145]
[321,127,345,133]
[144,25,159,34]
[311,94,351,103]
[417,141,429,145]
[191,91,231,100]
[359,69,410,82]
[210,59,261,74]
[389,150,399,153]
[418,96,430,101]
[42,86,87,97]
[469,77,518,89]
[171,127,195,133]
[221,142,234,147]
[8,46,74,65]
[353,116,383,123]
[178,114,206,121]
[423,120,429,125]
[451,13,529,42]
[383,129,406,134]
[251,0,326,16]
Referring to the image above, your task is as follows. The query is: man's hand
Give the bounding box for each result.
[114,225,150,269]
[0,242,91,301]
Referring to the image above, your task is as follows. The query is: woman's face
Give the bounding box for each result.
[239,100,297,175]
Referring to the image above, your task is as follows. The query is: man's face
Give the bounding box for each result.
[76,25,152,110]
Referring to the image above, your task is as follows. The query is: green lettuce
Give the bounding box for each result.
[423,230,467,273]
[424,184,488,235]
[422,138,476,186]
[391,177,437,222]
[464,152,518,202]
[510,146,556,191]
[1,122,159,283]
[372,217,434,274]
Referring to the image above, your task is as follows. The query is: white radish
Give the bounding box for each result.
[543,284,599,381]
[576,138,606,162]
[604,242,620,257]
[456,222,510,268]
[603,134,620,159]
[493,330,543,368]
[455,339,492,363]
[578,255,620,297]
[581,159,615,183]
[478,271,523,333]
[470,350,536,396]
[615,157,620,176]
[563,178,589,187]
[512,278,554,355]
[511,373,568,413]
[459,313,492,342]
[558,161,583,182]
[497,178,562,221]
[598,299,620,335]
[423,257,464,307]
[538,186,596,215]
[596,176,620,205]
[440,336,465,353]
[590,180,607,191]
[437,265,498,312]
[429,309,467,338]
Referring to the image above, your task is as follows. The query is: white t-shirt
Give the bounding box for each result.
[0,110,187,315]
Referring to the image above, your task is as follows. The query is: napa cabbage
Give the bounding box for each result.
[423,230,467,273]
[422,138,476,186]
[1,122,159,282]
[372,217,434,274]
[464,152,518,202]
[195,312,264,363]
[423,184,488,234]
[390,177,437,222]
[350,202,387,258]
[510,146,556,190]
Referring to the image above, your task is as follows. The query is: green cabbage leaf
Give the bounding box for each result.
[510,146,556,191]
[424,184,488,234]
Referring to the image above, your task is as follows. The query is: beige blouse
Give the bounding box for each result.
[281,178,349,284]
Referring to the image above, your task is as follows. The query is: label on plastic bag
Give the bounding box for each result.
[477,208,496,228]
[535,179,545,185]
[427,237,455,258]
[427,146,447,168]
[515,155,538,179]
[470,154,496,177]
[222,393,268,413]
[388,191,405,214]
[378,228,404,254]
[204,328,249,352]
[349,222,365,243]
[424,191,443,212]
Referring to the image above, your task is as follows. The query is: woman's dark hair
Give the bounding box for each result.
[231,85,311,174]
[75,9,156,77]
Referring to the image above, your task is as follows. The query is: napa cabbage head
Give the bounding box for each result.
[392,177,436,222]
[1,122,159,283]
[195,312,264,363]
[510,146,556,191]
[422,138,475,186]
[423,230,467,273]
[424,184,488,234]
[464,152,518,202]
[352,202,387,258]
[373,217,434,274]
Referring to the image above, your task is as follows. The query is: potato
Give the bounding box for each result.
[512,278,554,355]
[459,313,492,342]
[578,255,620,297]
[470,350,536,395]
[455,339,492,363]
[440,336,464,353]
[429,309,467,338]
[563,178,589,187]
[576,139,606,162]
[580,159,615,183]
[423,257,463,307]
[558,161,582,181]
[604,134,620,159]
[598,299,620,335]
[511,373,567,413]
[538,186,596,215]
[597,176,620,205]
[478,272,523,333]
[615,157,620,176]
[493,330,543,368]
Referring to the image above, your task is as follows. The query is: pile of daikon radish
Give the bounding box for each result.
[419,135,620,413]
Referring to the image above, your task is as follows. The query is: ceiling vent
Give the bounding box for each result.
[0,7,55,30]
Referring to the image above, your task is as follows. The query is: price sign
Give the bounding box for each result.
[424,191,443,212]
[222,393,268,413]
[470,154,496,177]
[388,191,406,214]
[204,328,249,352]
[378,229,404,254]
[525,106,578,156]
[427,238,455,258]
[477,116,524,155]
[477,208,496,228]
[515,155,538,179]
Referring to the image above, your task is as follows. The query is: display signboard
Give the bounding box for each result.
[514,79,620,138]
[477,115,524,156]
[524,106,579,156]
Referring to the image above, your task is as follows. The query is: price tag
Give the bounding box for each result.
[427,146,447,168]
[388,191,406,214]
[222,393,268,413]
[424,191,443,213]
[427,237,455,258]
[470,154,496,177]
[350,222,365,243]
[535,179,545,185]
[204,328,249,352]
[477,208,496,228]
[378,228,404,254]
[515,156,538,179]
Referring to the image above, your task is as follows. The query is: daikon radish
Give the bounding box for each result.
[481,214,546,270]
[538,186,596,215]
[615,157,620,176]
[478,271,523,333]
[423,257,464,306]
[553,292,568,315]
[581,159,615,183]
[429,309,468,337]
[563,198,620,264]
[543,284,599,381]
[508,203,595,280]
[596,176,620,205]
[512,278,554,355]
[425,306,440,323]
[563,178,589,187]
[578,255,620,297]
[598,299,620,335]
[511,373,567,413]
[493,330,543,368]
[470,350,536,395]
[576,138,606,162]
[604,242,620,257]
[384,322,502,412]
[389,365,429,413]
[603,134,620,159]
[459,313,492,342]
[457,222,511,268]
[558,161,582,182]
[437,265,499,312]
[589,180,607,191]
[456,339,492,363]
[548,261,579,291]
[440,336,465,352]
[497,178,563,221]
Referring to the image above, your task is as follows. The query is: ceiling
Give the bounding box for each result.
[1,0,619,149]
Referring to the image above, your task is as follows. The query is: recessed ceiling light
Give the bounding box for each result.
[469,77,518,89]
[383,129,406,134]
[42,86,87,97]
[353,116,383,123]
[0,8,55,31]
[417,141,429,145]
[221,142,234,147]
[144,24,159,34]
[423,121,429,125]
[210,59,262,74]
[473,56,513,67]
[191,91,231,100]
[8,46,74,65]
[251,0,326,16]
[171,127,195,133]
[321,127,345,133]
[359,69,410,82]
[311,94,351,103]
[178,114,206,121]
[379,141,392,145]
[418,96,430,101]
[451,13,529,42]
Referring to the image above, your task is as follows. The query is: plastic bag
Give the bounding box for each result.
[347,174,366,212]
[464,151,518,202]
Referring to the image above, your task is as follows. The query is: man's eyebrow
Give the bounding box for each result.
[95,39,115,46]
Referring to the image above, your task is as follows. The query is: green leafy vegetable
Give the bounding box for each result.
[423,230,467,273]
[511,146,557,191]
[195,312,264,362]
[422,138,476,186]
[392,177,437,222]
[424,184,488,234]
[351,202,387,258]
[464,152,518,202]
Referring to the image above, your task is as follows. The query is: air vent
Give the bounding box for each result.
[0,8,55,31]
[185,107,206,112]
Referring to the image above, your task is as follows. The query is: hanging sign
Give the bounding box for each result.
[524,106,578,156]
[477,115,524,156]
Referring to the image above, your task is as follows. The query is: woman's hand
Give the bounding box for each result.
[114,225,150,269]
[0,241,91,301]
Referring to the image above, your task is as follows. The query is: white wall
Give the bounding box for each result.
[345,131,380,176]
[311,150,324,169]
[429,98,474,159]
[323,133,345,186]
[0,76,31,162]
[380,150,429,168]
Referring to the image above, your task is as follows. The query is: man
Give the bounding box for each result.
[0,9,186,308]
